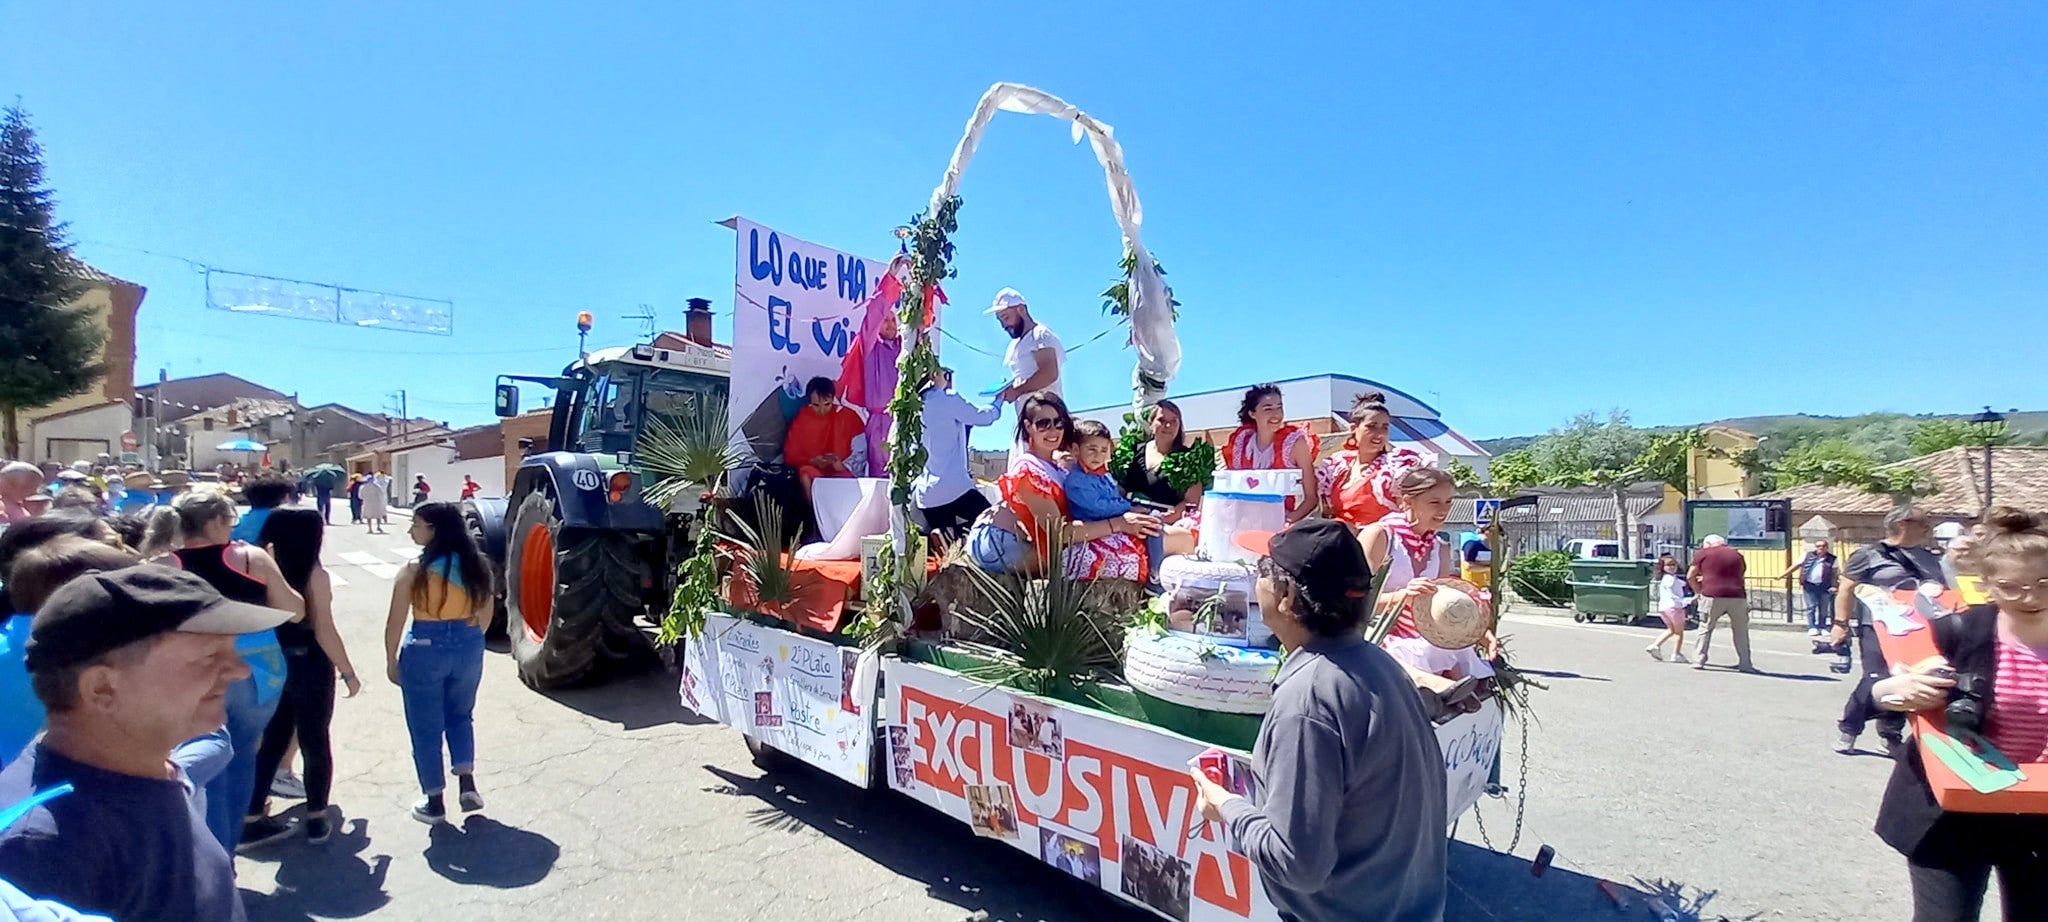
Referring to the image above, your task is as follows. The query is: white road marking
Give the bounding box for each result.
[1498,612,1815,661]
[337,550,401,581]
[387,549,418,564]
[327,572,349,588]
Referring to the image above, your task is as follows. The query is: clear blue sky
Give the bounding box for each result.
[5,3,2044,443]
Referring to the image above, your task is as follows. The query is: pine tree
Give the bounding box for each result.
[0,104,105,459]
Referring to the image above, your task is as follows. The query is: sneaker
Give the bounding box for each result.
[306,813,333,845]
[271,770,306,799]
[238,815,296,852]
[457,774,483,812]
[1808,628,1823,638]
[1835,732,1859,754]
[1671,652,1690,664]
[1736,664,1762,675]
[412,796,447,825]
[1644,645,1664,661]
[1692,654,1708,670]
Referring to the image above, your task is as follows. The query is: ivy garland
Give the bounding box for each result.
[658,510,722,645]
[871,195,961,624]
[1109,407,1219,496]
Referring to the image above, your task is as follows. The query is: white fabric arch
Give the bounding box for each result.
[930,82,1182,405]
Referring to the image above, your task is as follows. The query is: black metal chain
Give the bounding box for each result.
[1472,712,1530,854]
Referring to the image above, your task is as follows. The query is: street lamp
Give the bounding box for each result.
[1968,406,2007,507]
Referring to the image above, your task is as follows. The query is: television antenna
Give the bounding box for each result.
[624,303,657,339]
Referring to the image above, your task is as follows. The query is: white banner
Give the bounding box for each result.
[879,659,1502,922]
[679,614,881,788]
[728,218,890,465]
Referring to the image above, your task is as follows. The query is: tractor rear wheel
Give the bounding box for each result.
[503,489,652,689]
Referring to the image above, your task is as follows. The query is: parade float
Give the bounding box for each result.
[668,83,1508,922]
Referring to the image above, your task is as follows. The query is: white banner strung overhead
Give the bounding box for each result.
[726,219,890,465]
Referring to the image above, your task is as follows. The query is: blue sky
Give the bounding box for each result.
[4,3,2044,444]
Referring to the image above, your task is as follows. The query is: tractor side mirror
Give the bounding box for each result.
[494,383,519,418]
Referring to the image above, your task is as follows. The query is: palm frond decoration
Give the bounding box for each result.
[719,492,801,612]
[948,533,1124,696]
[636,404,738,509]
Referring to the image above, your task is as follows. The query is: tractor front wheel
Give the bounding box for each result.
[503,489,652,689]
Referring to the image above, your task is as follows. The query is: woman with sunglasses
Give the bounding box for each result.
[963,392,1158,580]
[1220,383,1318,524]
[1871,507,2048,920]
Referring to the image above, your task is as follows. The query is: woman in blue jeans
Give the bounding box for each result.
[383,501,492,824]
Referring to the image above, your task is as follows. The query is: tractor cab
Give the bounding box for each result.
[498,344,729,463]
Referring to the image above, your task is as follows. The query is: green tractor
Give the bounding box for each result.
[465,315,730,689]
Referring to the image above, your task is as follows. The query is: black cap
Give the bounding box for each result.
[25,567,294,673]
[1265,520,1375,621]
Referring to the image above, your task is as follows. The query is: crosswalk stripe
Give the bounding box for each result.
[387,549,418,565]
[338,551,383,567]
[327,572,349,588]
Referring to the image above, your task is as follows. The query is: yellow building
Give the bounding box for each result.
[20,262,146,463]
[1686,425,1760,499]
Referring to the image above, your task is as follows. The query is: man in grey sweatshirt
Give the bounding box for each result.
[1191,519,1447,921]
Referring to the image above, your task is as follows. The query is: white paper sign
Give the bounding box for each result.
[727,218,890,465]
[679,614,881,787]
[880,659,1502,922]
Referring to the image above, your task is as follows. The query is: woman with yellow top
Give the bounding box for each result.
[383,501,493,824]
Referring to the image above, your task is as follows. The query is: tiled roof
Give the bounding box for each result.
[1449,485,1665,526]
[63,257,133,287]
[1756,446,2048,518]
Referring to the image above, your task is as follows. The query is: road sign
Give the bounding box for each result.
[1474,498,1501,522]
[119,431,140,451]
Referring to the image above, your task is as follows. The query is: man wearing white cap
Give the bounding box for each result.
[987,288,1062,403]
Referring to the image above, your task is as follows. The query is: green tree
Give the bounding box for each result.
[0,104,104,458]
[1528,410,1654,556]
[1773,437,1879,488]
[1487,448,1541,494]
[1909,417,2010,456]
[1637,428,1704,495]
[1445,456,1481,492]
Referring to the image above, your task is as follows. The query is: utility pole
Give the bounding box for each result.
[386,390,410,438]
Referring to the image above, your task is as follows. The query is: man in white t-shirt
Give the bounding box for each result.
[987,288,1062,403]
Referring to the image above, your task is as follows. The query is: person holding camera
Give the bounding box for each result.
[1835,506,1949,754]
[1870,507,2048,921]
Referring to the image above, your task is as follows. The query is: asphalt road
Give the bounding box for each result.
[232,511,1964,921]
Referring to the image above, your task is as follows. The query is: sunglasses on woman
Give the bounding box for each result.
[1027,416,1064,432]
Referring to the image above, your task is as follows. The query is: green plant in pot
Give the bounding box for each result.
[948,531,1124,697]
[719,492,803,618]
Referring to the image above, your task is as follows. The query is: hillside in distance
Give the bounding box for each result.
[1474,410,2048,456]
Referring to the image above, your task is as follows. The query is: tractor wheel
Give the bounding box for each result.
[462,503,509,640]
[503,489,652,689]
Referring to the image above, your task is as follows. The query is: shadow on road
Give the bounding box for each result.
[702,763,1154,921]
[423,816,561,888]
[539,667,716,731]
[1519,668,1611,683]
[238,816,393,921]
[1448,844,1755,921]
[701,760,1735,922]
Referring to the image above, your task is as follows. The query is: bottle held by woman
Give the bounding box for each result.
[384,501,493,824]
[1870,507,2048,921]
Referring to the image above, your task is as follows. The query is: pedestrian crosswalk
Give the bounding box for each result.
[335,549,419,581]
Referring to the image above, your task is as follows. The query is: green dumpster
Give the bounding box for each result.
[1567,560,1654,624]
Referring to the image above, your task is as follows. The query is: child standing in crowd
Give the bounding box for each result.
[384,501,492,824]
[1871,507,2048,920]
[244,508,362,847]
[1644,553,1693,663]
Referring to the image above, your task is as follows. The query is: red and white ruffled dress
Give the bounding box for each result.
[1316,445,1436,530]
[1377,514,1495,680]
[1000,453,1147,583]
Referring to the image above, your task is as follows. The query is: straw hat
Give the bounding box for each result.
[123,472,157,489]
[1415,585,1489,651]
[160,470,190,487]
